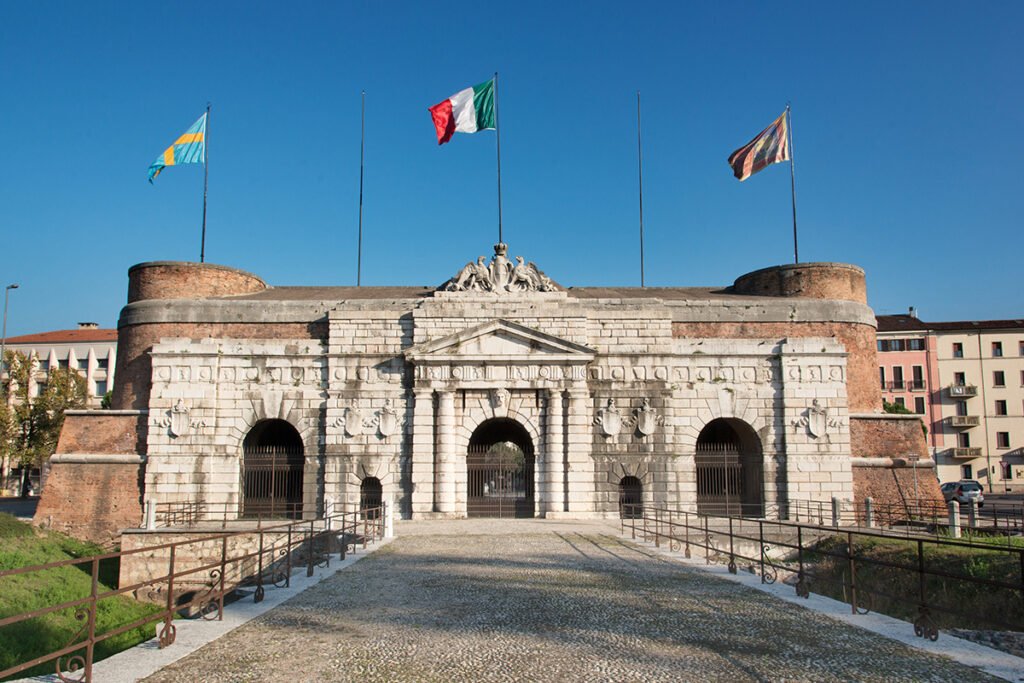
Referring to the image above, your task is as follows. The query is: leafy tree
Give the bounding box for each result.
[882,400,913,415]
[1,350,86,491]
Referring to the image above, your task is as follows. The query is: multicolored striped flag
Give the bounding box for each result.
[428,79,496,145]
[727,110,790,181]
[148,113,207,183]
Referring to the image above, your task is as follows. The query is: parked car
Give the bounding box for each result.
[940,480,985,507]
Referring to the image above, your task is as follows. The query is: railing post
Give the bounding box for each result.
[948,501,961,539]
[307,519,315,577]
[255,528,266,603]
[286,524,293,586]
[703,514,710,565]
[864,497,874,529]
[727,515,736,573]
[968,500,978,532]
[385,499,394,539]
[218,536,227,620]
[831,497,840,527]
[795,525,807,598]
[758,519,766,583]
[161,545,176,648]
[85,557,98,680]
[654,507,661,548]
[847,530,858,614]
[668,509,674,551]
[631,506,637,540]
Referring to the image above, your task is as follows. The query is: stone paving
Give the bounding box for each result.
[143,520,1001,682]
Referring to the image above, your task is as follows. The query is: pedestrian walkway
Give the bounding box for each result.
[139,519,1009,682]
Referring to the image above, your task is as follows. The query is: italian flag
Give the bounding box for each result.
[429,78,495,145]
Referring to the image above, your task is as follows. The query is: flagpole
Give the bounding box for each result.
[493,71,503,245]
[357,91,365,286]
[200,102,210,263]
[637,90,645,288]
[787,103,799,264]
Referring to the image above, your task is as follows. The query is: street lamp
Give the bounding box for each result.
[1,283,18,376]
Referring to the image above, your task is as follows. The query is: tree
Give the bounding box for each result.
[882,400,913,415]
[1,350,86,494]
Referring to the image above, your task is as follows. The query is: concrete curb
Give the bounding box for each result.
[16,537,392,683]
[628,533,1024,683]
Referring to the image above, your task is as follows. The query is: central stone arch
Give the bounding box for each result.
[466,418,536,518]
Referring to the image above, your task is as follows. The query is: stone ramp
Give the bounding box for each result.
[140,520,1003,682]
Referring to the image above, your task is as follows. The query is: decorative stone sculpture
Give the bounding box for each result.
[443,243,558,293]
[634,398,663,437]
[490,387,510,410]
[594,398,622,437]
[341,404,369,437]
[793,399,841,438]
[162,398,206,438]
[377,398,399,437]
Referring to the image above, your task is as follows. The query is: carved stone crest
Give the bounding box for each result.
[161,398,206,438]
[377,399,399,438]
[793,399,840,438]
[594,398,622,437]
[443,243,558,293]
[340,404,370,437]
[634,398,663,437]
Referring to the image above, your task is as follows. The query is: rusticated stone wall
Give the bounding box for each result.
[112,322,327,411]
[672,321,881,413]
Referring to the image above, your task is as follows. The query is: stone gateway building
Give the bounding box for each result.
[36,246,938,542]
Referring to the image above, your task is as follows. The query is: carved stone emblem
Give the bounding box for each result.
[634,398,663,437]
[490,388,510,410]
[443,243,558,293]
[377,399,399,437]
[161,398,206,438]
[594,398,622,437]
[342,405,369,437]
[793,399,838,438]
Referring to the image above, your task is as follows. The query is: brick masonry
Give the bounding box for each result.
[850,414,943,508]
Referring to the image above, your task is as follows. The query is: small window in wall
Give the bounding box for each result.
[997,432,1010,449]
[77,359,89,371]
[93,380,107,397]
[995,400,1008,416]
[994,371,1006,387]
[914,397,926,414]
[953,342,964,358]
[908,338,926,351]
[1002,462,1012,480]
[894,397,906,408]
[879,367,886,390]
[1020,341,1024,357]
[956,400,968,416]
[954,372,966,386]
[96,358,109,370]
[992,341,1003,357]
[58,358,69,369]
[961,464,973,480]
[958,432,971,448]
[37,359,49,372]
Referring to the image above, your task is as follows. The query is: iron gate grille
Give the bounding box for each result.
[618,477,643,519]
[360,478,383,520]
[466,444,534,518]
[242,445,304,519]
[695,442,763,517]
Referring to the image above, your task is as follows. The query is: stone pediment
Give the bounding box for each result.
[404,319,595,363]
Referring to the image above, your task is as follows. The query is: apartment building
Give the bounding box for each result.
[878,314,1024,491]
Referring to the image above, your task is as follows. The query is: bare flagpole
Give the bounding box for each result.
[637,90,646,287]
[787,103,799,264]
[493,72,503,245]
[357,91,365,286]
[200,102,210,263]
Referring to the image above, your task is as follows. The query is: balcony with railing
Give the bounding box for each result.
[948,384,978,398]
[907,380,926,392]
[949,415,980,428]
[952,447,983,458]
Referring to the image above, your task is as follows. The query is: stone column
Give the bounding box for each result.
[545,389,565,516]
[410,388,435,516]
[565,389,594,514]
[436,390,456,514]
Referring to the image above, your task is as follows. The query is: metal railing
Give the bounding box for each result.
[0,505,387,682]
[621,505,1024,639]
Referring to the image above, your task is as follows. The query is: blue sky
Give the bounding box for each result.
[1,2,1021,336]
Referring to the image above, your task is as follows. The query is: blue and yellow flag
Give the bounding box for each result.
[148,113,207,183]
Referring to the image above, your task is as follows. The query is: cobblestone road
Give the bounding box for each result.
[144,520,999,682]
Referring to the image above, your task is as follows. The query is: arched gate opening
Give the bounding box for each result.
[467,418,535,518]
[695,418,764,517]
[360,477,383,519]
[618,476,643,519]
[242,419,304,519]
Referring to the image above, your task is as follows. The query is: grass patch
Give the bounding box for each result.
[802,534,1024,631]
[0,513,162,680]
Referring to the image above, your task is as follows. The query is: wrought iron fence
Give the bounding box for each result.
[621,505,1024,639]
[0,505,386,682]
